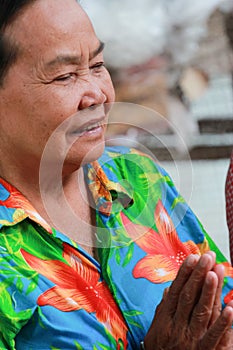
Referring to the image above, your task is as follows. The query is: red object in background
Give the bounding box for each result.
[226,151,233,264]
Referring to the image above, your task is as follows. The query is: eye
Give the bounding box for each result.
[91,62,105,72]
[54,73,76,82]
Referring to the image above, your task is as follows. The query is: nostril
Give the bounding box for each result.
[89,105,97,111]
[79,91,107,110]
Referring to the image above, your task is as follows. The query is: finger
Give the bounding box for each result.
[209,263,225,326]
[148,255,201,340]
[162,254,200,316]
[200,305,233,350]
[174,253,216,324]
[216,328,233,349]
[163,287,170,300]
[189,271,218,337]
[154,287,170,315]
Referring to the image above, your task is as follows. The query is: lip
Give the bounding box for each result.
[69,116,107,136]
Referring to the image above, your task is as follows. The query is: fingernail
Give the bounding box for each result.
[186,254,199,267]
[206,271,215,285]
[222,305,233,320]
[200,254,210,267]
[206,251,216,260]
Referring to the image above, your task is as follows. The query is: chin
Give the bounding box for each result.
[82,142,105,165]
[63,139,105,172]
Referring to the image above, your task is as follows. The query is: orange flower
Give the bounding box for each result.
[20,243,128,347]
[88,162,112,201]
[87,161,132,216]
[121,200,200,283]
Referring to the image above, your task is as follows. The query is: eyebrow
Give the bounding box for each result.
[45,41,105,68]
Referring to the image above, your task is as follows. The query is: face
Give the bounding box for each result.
[0,0,115,174]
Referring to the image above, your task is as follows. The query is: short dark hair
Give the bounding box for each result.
[0,0,36,85]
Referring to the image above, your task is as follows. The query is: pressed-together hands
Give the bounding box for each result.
[144,252,233,350]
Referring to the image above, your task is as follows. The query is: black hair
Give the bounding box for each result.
[0,0,36,85]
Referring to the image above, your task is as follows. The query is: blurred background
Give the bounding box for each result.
[82,0,233,259]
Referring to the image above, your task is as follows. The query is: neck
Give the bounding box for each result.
[0,150,98,254]
[38,167,97,255]
[0,154,41,198]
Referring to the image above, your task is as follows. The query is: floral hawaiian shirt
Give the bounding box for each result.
[0,146,233,350]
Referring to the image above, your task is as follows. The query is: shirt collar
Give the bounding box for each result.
[85,161,133,216]
[0,161,133,228]
[0,177,51,230]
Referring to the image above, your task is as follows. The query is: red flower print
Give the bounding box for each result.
[224,290,233,304]
[20,243,128,348]
[121,200,200,283]
[0,178,51,231]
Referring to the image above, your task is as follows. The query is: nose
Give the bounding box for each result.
[78,78,107,110]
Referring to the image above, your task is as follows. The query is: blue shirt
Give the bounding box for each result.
[0,146,232,349]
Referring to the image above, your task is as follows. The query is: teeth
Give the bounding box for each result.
[70,121,103,136]
[84,122,101,132]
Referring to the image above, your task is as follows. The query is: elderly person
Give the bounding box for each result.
[0,1,233,349]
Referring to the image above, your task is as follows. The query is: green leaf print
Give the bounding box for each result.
[95,344,112,350]
[171,195,186,209]
[0,277,15,290]
[124,310,143,317]
[111,227,131,246]
[0,288,33,337]
[95,326,124,350]
[115,249,121,265]
[26,274,39,295]
[122,244,134,267]
[37,307,46,329]
[124,309,143,328]
[16,277,24,293]
[74,341,84,350]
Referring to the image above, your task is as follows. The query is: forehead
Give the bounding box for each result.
[8,0,98,59]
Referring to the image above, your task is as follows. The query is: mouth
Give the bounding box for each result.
[69,117,107,137]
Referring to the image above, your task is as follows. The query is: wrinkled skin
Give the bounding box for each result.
[144,252,233,350]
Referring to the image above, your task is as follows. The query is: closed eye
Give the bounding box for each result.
[53,62,105,83]
[54,73,76,82]
[90,62,105,71]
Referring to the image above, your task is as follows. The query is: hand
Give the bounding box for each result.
[144,252,233,350]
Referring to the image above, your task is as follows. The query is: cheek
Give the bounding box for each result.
[102,71,115,103]
[29,89,79,128]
